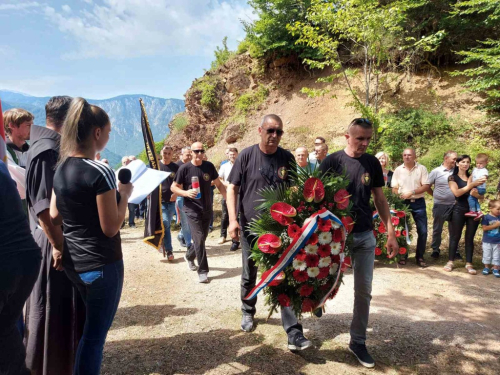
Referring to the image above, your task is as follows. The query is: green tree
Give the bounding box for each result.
[210,37,234,71]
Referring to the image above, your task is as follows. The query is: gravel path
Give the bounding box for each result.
[103,225,500,375]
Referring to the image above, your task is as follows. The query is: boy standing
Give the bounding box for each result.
[481,200,500,277]
[466,153,489,220]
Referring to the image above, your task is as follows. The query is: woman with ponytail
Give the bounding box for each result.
[49,98,133,374]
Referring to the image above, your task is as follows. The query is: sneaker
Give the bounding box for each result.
[230,242,240,251]
[454,253,463,261]
[184,253,197,271]
[482,267,491,275]
[464,211,477,217]
[493,269,500,278]
[129,223,136,228]
[241,314,254,332]
[474,213,484,221]
[349,342,375,368]
[177,234,187,248]
[218,237,226,244]
[288,334,313,352]
[167,252,174,261]
[430,251,440,259]
[198,273,209,283]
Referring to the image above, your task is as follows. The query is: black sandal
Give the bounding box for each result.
[416,259,428,268]
[398,259,406,265]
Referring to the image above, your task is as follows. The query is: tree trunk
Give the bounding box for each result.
[364,46,370,106]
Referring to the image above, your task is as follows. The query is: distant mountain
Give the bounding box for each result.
[0,90,185,158]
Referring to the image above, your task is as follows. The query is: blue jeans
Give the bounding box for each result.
[162,201,176,253]
[176,197,192,247]
[350,230,376,345]
[65,260,124,375]
[468,187,486,212]
[405,198,428,260]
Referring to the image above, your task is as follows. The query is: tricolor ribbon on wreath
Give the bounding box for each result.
[245,209,347,310]
[373,209,411,245]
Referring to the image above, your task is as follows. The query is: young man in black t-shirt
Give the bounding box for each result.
[159,146,179,261]
[175,146,192,249]
[227,114,312,352]
[318,118,398,369]
[172,142,226,283]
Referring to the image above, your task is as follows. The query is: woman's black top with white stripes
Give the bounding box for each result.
[53,157,122,273]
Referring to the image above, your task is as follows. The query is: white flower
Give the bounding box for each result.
[330,242,341,255]
[307,267,320,278]
[293,259,307,271]
[318,231,332,245]
[330,263,339,275]
[332,221,341,229]
[319,256,331,268]
[305,244,318,254]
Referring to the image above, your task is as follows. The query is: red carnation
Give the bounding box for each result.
[333,229,343,243]
[341,217,354,233]
[329,287,340,300]
[395,230,401,237]
[399,247,407,255]
[307,233,319,245]
[320,283,332,291]
[317,267,330,280]
[277,294,291,307]
[305,254,319,267]
[331,254,340,264]
[378,223,386,234]
[402,230,407,236]
[396,211,406,218]
[375,247,382,256]
[301,298,316,313]
[318,219,332,232]
[293,270,309,283]
[317,244,331,257]
[287,224,301,239]
[391,217,400,226]
[299,284,314,297]
[295,253,307,262]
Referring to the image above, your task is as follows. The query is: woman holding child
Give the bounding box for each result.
[445,154,487,274]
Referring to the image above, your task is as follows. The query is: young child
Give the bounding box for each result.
[466,153,489,220]
[481,200,500,277]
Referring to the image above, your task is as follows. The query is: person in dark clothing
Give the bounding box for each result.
[226,114,313,352]
[0,160,41,375]
[50,97,133,375]
[159,146,179,261]
[444,155,486,274]
[24,96,86,375]
[172,142,227,284]
[175,146,193,248]
[319,118,399,368]
[375,151,393,188]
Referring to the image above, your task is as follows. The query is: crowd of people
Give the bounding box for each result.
[1,96,499,374]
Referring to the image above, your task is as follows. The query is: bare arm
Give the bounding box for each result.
[42,200,64,271]
[449,177,486,198]
[171,181,198,199]
[227,184,240,241]
[372,187,399,258]
[213,178,227,200]
[96,182,132,237]
[483,222,500,231]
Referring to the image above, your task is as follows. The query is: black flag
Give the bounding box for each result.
[139,99,165,253]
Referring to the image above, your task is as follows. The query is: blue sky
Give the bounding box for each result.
[0,0,254,99]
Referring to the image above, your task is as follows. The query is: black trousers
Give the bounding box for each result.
[186,210,211,274]
[0,252,41,375]
[220,199,229,238]
[241,231,303,339]
[403,198,428,260]
[448,205,480,262]
[128,203,137,225]
[431,203,454,253]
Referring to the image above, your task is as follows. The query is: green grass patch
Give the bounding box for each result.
[235,85,269,114]
[192,75,222,112]
[172,113,188,132]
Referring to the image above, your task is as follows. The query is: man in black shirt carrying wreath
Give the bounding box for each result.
[318,118,399,369]
[172,142,227,283]
[227,114,313,352]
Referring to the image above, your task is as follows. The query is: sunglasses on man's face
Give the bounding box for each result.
[192,149,205,154]
[264,128,284,136]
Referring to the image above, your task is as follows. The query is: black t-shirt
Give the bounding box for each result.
[159,161,179,202]
[0,160,40,256]
[448,174,469,209]
[319,150,384,233]
[176,160,184,167]
[174,161,218,215]
[53,157,122,272]
[228,144,295,230]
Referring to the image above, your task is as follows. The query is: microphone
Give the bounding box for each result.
[118,168,132,184]
[116,168,132,203]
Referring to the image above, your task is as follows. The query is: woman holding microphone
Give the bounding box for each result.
[50,98,133,374]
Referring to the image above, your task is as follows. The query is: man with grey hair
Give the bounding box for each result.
[295,147,315,170]
[121,156,130,166]
[425,150,458,259]
[227,114,312,351]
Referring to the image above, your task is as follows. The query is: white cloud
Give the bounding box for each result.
[0,75,71,97]
[62,4,71,13]
[43,0,255,60]
[0,1,41,11]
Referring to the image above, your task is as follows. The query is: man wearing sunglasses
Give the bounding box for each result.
[172,142,227,283]
[226,114,313,352]
[318,118,399,368]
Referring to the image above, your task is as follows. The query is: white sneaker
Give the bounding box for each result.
[217,237,226,244]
